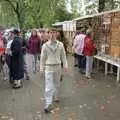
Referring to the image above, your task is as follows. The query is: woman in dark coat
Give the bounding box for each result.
[10,29,24,88]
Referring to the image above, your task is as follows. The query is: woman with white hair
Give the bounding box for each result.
[83,29,95,79]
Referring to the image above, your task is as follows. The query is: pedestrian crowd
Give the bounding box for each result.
[0,28,69,113]
[72,25,96,79]
[0,26,96,113]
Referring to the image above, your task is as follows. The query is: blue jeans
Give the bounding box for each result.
[78,55,86,70]
[32,54,39,73]
[23,54,29,78]
[86,56,93,73]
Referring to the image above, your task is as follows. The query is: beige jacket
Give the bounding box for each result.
[40,40,68,71]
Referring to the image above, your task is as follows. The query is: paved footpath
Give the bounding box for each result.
[0,55,120,120]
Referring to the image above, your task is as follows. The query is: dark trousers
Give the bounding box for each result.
[5,54,12,81]
[78,55,86,70]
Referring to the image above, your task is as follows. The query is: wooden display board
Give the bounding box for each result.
[75,11,120,57]
[92,15,111,54]
[110,12,120,57]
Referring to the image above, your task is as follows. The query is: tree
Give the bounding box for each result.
[86,1,98,15]
[98,0,105,12]
[1,0,26,28]
[53,4,73,22]
[41,0,71,27]
[98,0,120,12]
[0,1,17,26]
[0,0,74,28]
[70,0,79,16]
[70,0,84,17]
[105,0,120,10]
[24,0,44,28]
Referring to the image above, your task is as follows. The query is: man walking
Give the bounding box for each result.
[40,29,68,113]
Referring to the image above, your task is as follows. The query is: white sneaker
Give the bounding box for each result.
[13,80,21,88]
[86,72,91,79]
[14,80,18,85]
[17,80,21,86]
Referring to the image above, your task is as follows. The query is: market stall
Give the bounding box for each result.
[73,9,120,82]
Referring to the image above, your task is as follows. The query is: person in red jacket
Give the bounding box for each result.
[0,33,5,56]
[84,30,95,79]
[28,29,40,74]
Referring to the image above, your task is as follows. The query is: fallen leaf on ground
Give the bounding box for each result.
[1,116,9,119]
[79,105,83,108]
[9,118,14,120]
[83,104,87,107]
[40,98,45,100]
[106,100,111,104]
[106,85,111,88]
[110,96,115,100]
[51,110,55,114]
[100,106,105,110]
[36,111,41,114]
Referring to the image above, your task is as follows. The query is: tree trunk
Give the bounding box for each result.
[98,0,105,12]
[17,13,23,29]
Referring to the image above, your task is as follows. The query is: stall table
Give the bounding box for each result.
[94,55,120,83]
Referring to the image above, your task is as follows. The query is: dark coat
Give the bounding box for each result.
[10,36,24,80]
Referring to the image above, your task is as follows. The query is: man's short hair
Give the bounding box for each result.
[13,29,19,35]
[49,28,57,32]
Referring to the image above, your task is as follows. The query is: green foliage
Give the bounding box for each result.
[105,0,120,10]
[70,0,82,17]
[0,0,73,28]
[53,2,73,23]
[99,0,120,12]
[1,0,120,28]
[0,0,26,28]
[86,2,98,15]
